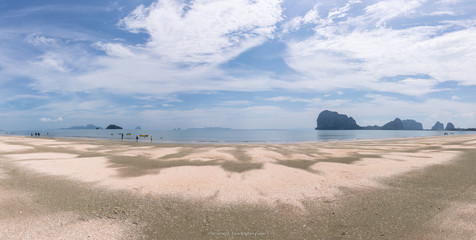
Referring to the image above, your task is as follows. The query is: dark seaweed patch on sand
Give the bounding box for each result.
[220,161,263,173]
[107,156,220,177]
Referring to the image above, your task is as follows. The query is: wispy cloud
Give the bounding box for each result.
[92,42,135,57]
[40,116,63,122]
[120,0,283,65]
[284,0,476,95]
[216,100,252,106]
[282,4,319,34]
[266,96,315,103]
[10,0,285,96]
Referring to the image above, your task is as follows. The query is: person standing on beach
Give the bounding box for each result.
[150,136,152,143]
[121,133,124,141]
[136,136,138,142]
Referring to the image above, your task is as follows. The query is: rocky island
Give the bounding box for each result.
[402,119,424,130]
[445,122,456,131]
[315,110,454,131]
[431,121,445,131]
[315,110,361,130]
[379,118,423,130]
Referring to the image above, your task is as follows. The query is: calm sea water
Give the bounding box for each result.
[2,129,473,144]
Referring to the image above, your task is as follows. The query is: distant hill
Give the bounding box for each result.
[106,124,123,129]
[64,124,102,130]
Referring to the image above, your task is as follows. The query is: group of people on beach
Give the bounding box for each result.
[133,135,153,142]
[118,134,153,143]
[114,133,152,142]
[136,135,152,142]
[31,132,47,136]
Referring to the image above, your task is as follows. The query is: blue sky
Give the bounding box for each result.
[1,0,475,130]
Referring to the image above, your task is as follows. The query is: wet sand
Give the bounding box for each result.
[0,134,475,239]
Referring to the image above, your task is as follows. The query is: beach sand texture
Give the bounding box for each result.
[0,134,475,239]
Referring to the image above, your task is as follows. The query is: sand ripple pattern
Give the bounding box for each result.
[1,135,475,207]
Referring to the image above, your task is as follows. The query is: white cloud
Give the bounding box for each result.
[5,94,49,102]
[436,0,460,5]
[282,4,319,33]
[31,0,285,96]
[92,42,135,57]
[40,116,63,122]
[77,100,110,111]
[120,0,283,65]
[429,11,457,16]
[33,52,69,72]
[25,34,58,46]
[266,96,351,110]
[373,78,440,96]
[363,0,426,28]
[217,100,252,106]
[284,0,476,95]
[451,95,461,101]
[266,96,315,103]
[327,0,361,21]
[13,0,474,99]
[0,0,285,97]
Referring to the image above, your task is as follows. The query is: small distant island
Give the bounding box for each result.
[63,124,103,130]
[430,121,456,131]
[106,124,123,130]
[62,124,124,130]
[316,110,475,131]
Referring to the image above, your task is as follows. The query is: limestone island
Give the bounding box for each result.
[316,110,426,130]
[316,110,476,131]
[106,124,123,130]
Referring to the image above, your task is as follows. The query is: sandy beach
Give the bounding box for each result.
[0,134,475,239]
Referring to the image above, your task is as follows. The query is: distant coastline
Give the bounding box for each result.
[3,128,476,144]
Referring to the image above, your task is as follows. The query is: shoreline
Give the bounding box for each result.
[1,134,475,239]
[2,129,475,145]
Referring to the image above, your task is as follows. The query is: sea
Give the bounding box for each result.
[1,128,473,144]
